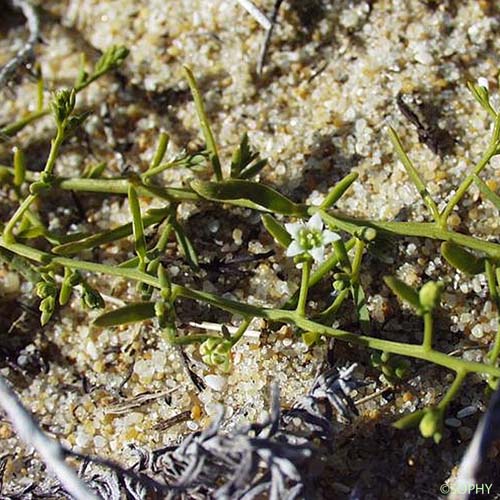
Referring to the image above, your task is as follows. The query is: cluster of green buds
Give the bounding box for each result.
[35,274,58,326]
[199,336,232,373]
[370,351,410,385]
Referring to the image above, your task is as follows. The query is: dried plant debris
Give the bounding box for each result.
[78,367,358,499]
[450,388,500,500]
[0,0,41,88]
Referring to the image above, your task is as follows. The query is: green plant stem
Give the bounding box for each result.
[296,259,311,317]
[350,238,364,284]
[3,128,65,242]
[440,130,499,226]
[2,194,37,243]
[437,369,467,410]
[230,318,252,346]
[0,110,50,139]
[2,237,500,378]
[3,167,499,259]
[183,66,222,181]
[319,210,500,260]
[315,288,350,322]
[486,260,500,365]
[388,126,441,223]
[423,312,433,351]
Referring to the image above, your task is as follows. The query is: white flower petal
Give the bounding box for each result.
[323,230,341,245]
[307,213,323,232]
[310,246,325,262]
[286,240,304,257]
[477,77,489,90]
[284,221,304,239]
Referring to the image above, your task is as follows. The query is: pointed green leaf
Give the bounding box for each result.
[93,302,156,327]
[183,66,222,181]
[351,282,370,332]
[191,179,304,215]
[171,219,199,271]
[473,174,500,210]
[440,241,485,276]
[393,409,426,430]
[320,172,358,209]
[261,214,291,248]
[53,207,170,255]
[384,276,421,311]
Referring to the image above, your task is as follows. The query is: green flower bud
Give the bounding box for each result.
[419,408,443,443]
[40,296,56,326]
[35,280,57,299]
[419,281,444,312]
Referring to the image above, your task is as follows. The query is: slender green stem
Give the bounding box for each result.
[486,260,500,365]
[320,211,500,260]
[388,126,441,223]
[230,318,252,346]
[315,288,350,323]
[183,66,222,181]
[350,239,365,284]
[2,236,500,378]
[2,194,37,243]
[0,110,50,139]
[437,369,467,410]
[423,312,433,351]
[440,140,498,226]
[3,128,65,242]
[296,259,311,317]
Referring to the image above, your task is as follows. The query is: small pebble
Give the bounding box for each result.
[204,374,227,392]
[445,417,461,428]
[456,406,477,419]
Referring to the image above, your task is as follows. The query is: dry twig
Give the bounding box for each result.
[0,374,99,500]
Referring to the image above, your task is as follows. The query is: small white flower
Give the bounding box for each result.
[285,213,341,263]
[477,77,489,91]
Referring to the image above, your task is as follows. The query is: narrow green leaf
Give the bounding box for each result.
[473,174,500,210]
[393,409,426,430]
[82,162,106,179]
[332,239,351,272]
[440,241,485,276]
[388,126,440,222]
[239,158,268,180]
[149,132,169,170]
[13,147,26,187]
[128,184,147,264]
[466,81,496,119]
[183,66,222,181]
[53,207,170,255]
[384,275,421,311]
[93,302,156,327]
[261,214,291,248]
[320,172,358,209]
[171,219,199,271]
[351,282,370,332]
[191,179,304,216]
